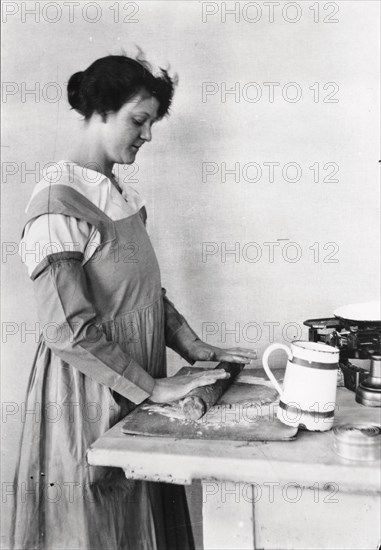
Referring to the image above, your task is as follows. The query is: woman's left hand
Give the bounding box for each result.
[188,341,257,364]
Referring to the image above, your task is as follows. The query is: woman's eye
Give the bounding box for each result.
[132,119,145,126]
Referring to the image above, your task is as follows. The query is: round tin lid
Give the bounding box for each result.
[333,424,381,461]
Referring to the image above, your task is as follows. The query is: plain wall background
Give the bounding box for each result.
[1,1,380,548]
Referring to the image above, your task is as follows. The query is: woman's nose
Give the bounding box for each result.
[140,123,152,142]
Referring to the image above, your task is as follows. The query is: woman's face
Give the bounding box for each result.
[102,91,160,165]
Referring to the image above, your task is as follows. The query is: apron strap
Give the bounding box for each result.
[22,184,116,246]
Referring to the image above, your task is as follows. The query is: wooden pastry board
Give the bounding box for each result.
[122,367,298,441]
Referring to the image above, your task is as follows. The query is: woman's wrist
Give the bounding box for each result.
[150,378,161,402]
[188,340,216,361]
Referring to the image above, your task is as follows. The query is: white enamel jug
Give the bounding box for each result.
[262,340,340,431]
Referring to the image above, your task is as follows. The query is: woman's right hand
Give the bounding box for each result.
[150,369,230,404]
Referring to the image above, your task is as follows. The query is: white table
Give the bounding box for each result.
[87,387,381,550]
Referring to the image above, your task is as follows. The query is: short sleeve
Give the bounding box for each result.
[20,214,101,277]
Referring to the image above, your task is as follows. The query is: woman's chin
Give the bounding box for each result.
[122,150,137,164]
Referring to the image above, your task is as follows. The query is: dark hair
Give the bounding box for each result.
[67,53,177,120]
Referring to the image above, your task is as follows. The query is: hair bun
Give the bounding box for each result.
[67,71,85,112]
[66,54,177,119]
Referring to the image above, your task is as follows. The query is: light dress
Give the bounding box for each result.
[11,160,198,550]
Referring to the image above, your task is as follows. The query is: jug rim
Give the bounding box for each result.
[291,340,340,354]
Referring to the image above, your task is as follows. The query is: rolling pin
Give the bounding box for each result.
[179,362,245,421]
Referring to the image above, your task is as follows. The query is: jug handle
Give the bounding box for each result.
[262,344,292,398]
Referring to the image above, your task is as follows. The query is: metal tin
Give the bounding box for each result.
[332,424,381,461]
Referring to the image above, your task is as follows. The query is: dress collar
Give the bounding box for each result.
[56,160,108,186]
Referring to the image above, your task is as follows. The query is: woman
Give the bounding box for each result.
[11,54,256,549]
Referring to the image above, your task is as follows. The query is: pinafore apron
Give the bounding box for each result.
[11,184,194,550]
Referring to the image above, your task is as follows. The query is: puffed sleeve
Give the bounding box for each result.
[21,214,155,404]
[161,288,201,366]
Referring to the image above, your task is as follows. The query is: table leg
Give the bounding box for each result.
[202,481,255,550]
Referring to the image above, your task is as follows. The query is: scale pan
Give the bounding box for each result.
[334,301,381,323]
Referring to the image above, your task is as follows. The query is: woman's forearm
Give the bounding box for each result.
[33,252,155,404]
